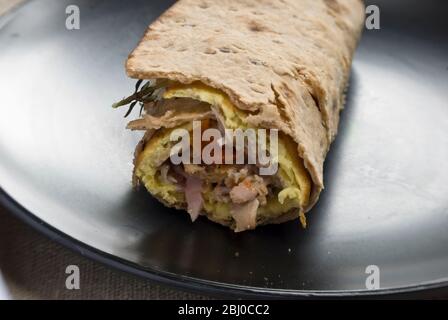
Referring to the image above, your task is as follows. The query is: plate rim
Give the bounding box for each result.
[2,187,448,299]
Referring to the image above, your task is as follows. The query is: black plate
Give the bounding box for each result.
[1,0,447,298]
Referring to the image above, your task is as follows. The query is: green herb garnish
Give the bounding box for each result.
[112,80,167,118]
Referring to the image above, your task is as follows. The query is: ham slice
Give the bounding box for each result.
[185,175,203,222]
[231,199,259,233]
[127,99,213,131]
[229,176,268,205]
[230,182,258,204]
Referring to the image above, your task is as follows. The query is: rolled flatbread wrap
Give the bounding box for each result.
[114,0,365,232]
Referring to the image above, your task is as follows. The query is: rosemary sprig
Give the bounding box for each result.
[112,79,167,118]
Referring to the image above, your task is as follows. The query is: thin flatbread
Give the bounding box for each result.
[125,0,365,219]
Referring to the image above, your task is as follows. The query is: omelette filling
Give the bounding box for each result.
[119,81,311,232]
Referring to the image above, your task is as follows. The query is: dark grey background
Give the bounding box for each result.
[0,0,447,298]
